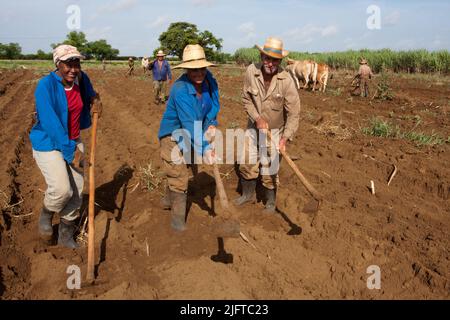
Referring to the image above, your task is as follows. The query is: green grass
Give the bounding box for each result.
[362,117,448,146]
[362,117,400,138]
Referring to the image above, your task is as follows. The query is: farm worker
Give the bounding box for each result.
[158,44,219,231]
[29,44,102,248]
[149,50,172,105]
[354,58,373,97]
[102,58,106,71]
[127,57,134,76]
[141,56,149,75]
[234,37,300,213]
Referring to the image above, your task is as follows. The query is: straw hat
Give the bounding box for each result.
[156,50,166,57]
[53,45,85,65]
[172,44,215,69]
[359,58,368,65]
[256,37,289,60]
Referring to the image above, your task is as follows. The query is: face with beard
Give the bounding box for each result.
[261,53,281,76]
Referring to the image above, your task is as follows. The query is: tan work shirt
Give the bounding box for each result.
[358,64,373,79]
[242,63,300,140]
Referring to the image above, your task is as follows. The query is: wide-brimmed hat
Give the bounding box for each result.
[53,44,85,65]
[256,37,289,60]
[128,57,133,60]
[156,50,166,57]
[359,58,368,65]
[173,44,215,69]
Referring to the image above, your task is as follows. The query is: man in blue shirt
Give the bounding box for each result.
[158,44,218,231]
[149,50,172,105]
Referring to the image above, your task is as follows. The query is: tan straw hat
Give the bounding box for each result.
[256,37,289,59]
[360,58,368,65]
[173,44,215,69]
[156,50,166,57]
[53,44,85,65]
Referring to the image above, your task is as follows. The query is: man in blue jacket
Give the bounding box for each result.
[158,44,218,231]
[149,50,172,105]
[30,44,102,248]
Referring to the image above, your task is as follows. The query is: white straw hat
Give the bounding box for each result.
[256,37,289,59]
[173,44,215,69]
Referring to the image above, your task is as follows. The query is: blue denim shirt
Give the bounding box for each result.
[158,70,220,156]
[151,59,172,81]
[29,71,96,164]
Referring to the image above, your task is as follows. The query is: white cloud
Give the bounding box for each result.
[285,24,339,44]
[321,25,338,37]
[85,26,113,40]
[147,15,169,29]
[238,22,256,39]
[384,10,400,27]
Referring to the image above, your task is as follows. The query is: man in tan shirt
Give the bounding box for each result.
[234,37,300,213]
[354,58,374,97]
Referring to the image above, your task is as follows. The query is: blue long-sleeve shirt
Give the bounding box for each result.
[29,71,96,163]
[158,70,220,156]
[151,59,172,81]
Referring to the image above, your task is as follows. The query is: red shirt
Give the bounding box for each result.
[65,83,84,140]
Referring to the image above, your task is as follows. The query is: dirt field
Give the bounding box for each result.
[0,65,449,299]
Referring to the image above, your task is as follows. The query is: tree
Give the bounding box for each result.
[158,22,199,59]
[51,31,89,55]
[158,22,223,60]
[0,43,22,59]
[36,49,52,60]
[198,30,223,60]
[51,32,120,60]
[86,40,119,60]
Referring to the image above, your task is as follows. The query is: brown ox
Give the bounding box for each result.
[311,63,330,92]
[286,58,317,90]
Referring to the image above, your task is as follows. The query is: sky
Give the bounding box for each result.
[0,0,449,56]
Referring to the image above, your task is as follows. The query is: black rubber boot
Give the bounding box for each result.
[38,206,54,241]
[161,186,171,209]
[170,191,187,231]
[58,218,80,249]
[234,178,256,206]
[263,188,276,213]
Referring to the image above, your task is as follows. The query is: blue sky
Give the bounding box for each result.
[0,0,449,56]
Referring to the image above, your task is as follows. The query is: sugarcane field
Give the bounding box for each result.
[0,0,449,303]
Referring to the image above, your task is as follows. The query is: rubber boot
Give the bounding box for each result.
[234,178,256,206]
[38,206,54,241]
[263,187,276,213]
[58,218,80,249]
[170,191,187,231]
[161,186,171,209]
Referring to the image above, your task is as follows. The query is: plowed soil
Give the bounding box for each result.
[0,65,448,299]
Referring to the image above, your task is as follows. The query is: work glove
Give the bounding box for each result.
[91,93,103,118]
[204,125,216,143]
[71,147,84,174]
[203,149,216,165]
